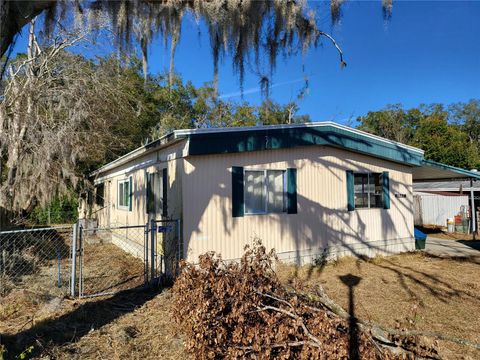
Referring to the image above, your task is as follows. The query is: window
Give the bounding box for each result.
[95,183,105,207]
[146,169,168,216]
[118,178,131,210]
[244,170,286,214]
[353,173,384,209]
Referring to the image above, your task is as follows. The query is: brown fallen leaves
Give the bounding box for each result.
[172,241,439,359]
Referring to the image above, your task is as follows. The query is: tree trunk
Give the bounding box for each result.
[0,0,55,57]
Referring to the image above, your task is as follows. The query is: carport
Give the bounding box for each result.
[412,160,480,233]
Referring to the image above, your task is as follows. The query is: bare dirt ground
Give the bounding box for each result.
[277,252,480,360]
[0,241,155,359]
[1,287,185,359]
[1,250,478,359]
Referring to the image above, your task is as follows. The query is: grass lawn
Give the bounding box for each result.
[277,252,480,360]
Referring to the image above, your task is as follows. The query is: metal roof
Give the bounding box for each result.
[90,122,480,182]
[412,160,480,182]
[414,180,480,192]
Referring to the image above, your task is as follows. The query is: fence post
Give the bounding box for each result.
[70,222,78,297]
[144,221,149,284]
[150,219,156,281]
[78,225,84,298]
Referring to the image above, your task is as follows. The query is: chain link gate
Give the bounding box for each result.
[148,219,182,282]
[72,219,181,298]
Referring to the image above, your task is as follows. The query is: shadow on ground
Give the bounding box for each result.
[1,285,162,359]
[457,240,480,251]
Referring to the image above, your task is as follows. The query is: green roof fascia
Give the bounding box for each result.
[422,159,480,180]
[181,125,424,166]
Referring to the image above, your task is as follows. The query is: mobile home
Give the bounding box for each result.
[84,122,480,264]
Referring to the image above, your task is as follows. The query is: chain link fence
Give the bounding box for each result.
[78,225,147,297]
[0,226,73,297]
[0,220,181,300]
[77,220,181,298]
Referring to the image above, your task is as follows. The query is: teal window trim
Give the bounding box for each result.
[145,171,149,214]
[346,170,355,211]
[162,168,168,216]
[232,166,244,217]
[383,171,390,210]
[286,168,297,214]
[129,176,133,211]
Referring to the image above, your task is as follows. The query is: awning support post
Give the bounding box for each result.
[470,178,476,236]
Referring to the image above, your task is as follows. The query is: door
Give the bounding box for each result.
[146,168,168,221]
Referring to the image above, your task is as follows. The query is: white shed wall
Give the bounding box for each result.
[413,192,468,226]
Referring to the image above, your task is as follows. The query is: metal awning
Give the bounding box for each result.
[412,160,480,182]
[412,160,480,233]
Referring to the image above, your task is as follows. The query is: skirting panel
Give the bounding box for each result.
[275,237,415,266]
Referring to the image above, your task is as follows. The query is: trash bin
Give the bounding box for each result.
[414,228,427,250]
[447,218,455,233]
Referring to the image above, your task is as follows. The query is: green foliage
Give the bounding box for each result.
[148,79,311,139]
[15,346,34,360]
[357,102,480,169]
[29,195,78,225]
[411,113,479,169]
[3,46,311,216]
[357,104,422,144]
[449,99,480,146]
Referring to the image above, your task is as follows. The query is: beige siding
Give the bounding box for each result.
[90,141,186,228]
[182,146,414,263]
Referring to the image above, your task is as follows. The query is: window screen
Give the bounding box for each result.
[245,170,266,214]
[244,169,286,214]
[146,170,167,216]
[267,170,285,213]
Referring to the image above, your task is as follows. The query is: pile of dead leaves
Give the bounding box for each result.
[172,242,439,359]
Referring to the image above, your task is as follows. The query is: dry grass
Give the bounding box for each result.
[0,240,174,360]
[46,290,185,360]
[80,242,145,296]
[277,252,480,360]
[1,287,185,359]
[2,244,478,359]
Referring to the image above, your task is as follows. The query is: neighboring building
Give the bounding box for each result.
[413,191,469,227]
[83,122,480,265]
[414,180,480,231]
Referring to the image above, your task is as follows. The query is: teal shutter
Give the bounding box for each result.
[286,168,297,214]
[346,170,355,211]
[146,172,152,214]
[232,166,244,217]
[129,176,133,211]
[382,171,390,209]
[145,171,149,213]
[162,168,168,216]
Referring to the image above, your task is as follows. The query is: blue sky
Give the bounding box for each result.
[11,1,480,124]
